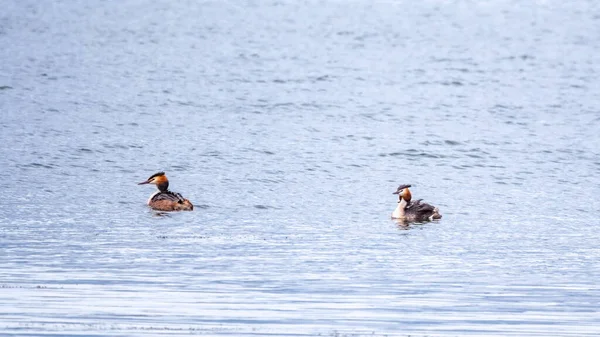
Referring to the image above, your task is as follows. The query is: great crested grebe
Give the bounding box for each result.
[392,184,441,222]
[138,172,193,211]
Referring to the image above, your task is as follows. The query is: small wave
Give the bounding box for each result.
[440,80,464,86]
[157,235,209,239]
[311,75,331,82]
[1,284,63,289]
[246,148,275,155]
[201,151,221,157]
[254,205,279,210]
[170,165,190,171]
[20,163,54,169]
[380,150,444,159]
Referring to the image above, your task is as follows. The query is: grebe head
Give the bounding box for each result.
[392,184,412,203]
[138,171,169,192]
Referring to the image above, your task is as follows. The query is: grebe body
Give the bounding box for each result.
[138,172,193,211]
[392,184,441,222]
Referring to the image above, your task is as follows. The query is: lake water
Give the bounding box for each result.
[1,0,599,336]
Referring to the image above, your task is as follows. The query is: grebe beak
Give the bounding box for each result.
[138,180,150,185]
[392,191,400,194]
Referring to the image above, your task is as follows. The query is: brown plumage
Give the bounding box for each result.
[138,172,193,211]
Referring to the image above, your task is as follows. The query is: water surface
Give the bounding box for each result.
[1,0,599,336]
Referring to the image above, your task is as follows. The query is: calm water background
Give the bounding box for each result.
[1,0,600,336]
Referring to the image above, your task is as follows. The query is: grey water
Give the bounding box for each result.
[1,0,600,336]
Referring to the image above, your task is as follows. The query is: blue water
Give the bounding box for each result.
[1,0,600,336]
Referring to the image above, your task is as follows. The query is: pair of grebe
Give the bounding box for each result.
[138,172,442,221]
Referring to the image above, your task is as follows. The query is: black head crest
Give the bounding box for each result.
[393,184,412,194]
[148,171,165,179]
